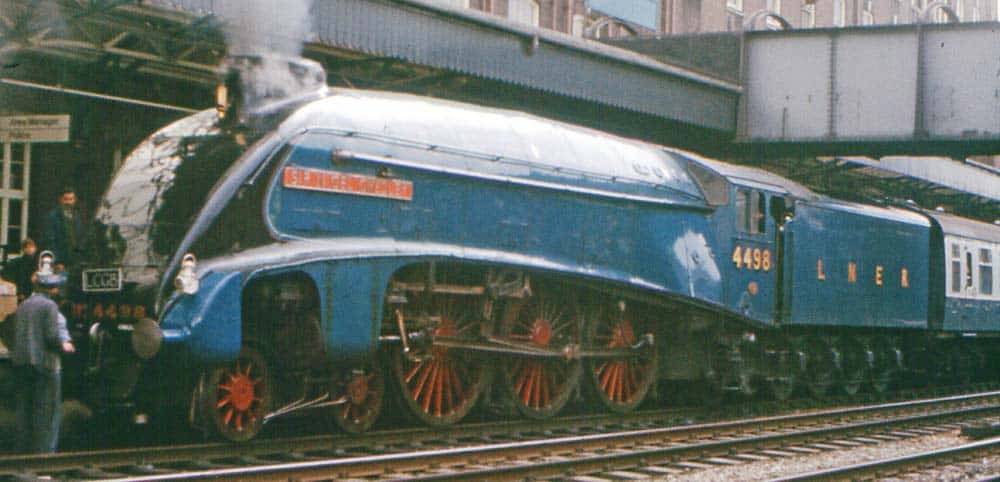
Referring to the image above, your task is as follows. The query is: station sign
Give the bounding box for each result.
[0,115,70,143]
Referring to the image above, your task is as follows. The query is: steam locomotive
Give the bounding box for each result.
[66,56,1000,441]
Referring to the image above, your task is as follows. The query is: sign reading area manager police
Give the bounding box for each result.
[0,115,70,143]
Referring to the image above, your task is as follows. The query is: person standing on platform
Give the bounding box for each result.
[42,187,85,271]
[10,262,73,454]
[2,237,39,302]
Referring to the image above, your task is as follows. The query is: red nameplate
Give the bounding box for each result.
[283,166,413,201]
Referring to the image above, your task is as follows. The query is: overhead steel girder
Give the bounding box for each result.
[0,0,224,84]
[739,22,1000,153]
[143,0,741,132]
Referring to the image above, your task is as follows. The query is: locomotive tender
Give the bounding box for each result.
[70,57,1000,441]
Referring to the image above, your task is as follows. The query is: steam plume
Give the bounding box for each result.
[212,0,315,57]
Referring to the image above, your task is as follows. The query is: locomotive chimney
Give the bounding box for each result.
[216,54,328,132]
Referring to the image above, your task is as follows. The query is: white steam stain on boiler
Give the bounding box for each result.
[672,230,721,295]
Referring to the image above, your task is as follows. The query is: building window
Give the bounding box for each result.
[934,0,952,21]
[801,2,816,27]
[728,0,744,12]
[572,14,586,36]
[470,0,493,13]
[981,248,994,296]
[0,143,30,256]
[956,0,964,19]
[862,0,875,24]
[766,0,783,28]
[727,0,744,30]
[435,0,470,8]
[834,0,846,26]
[508,0,540,25]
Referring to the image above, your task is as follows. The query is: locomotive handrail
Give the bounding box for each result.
[317,127,705,200]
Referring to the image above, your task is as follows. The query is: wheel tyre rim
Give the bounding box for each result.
[588,314,656,413]
[334,364,384,434]
[501,296,581,419]
[208,348,269,442]
[392,296,490,426]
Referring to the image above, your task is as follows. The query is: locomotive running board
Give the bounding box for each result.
[422,334,654,361]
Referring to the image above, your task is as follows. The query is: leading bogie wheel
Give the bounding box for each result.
[498,286,582,419]
[389,293,492,427]
[584,300,658,414]
[200,345,273,442]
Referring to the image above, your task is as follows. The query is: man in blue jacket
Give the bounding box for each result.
[10,267,74,454]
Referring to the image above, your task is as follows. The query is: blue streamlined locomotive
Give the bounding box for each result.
[69,57,1000,441]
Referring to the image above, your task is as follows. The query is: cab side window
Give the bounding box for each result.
[735,189,766,235]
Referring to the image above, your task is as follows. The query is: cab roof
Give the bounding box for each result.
[674,149,818,200]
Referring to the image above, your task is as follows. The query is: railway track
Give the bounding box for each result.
[4,389,1000,481]
[770,435,1000,481]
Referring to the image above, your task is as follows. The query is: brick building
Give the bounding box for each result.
[437,0,1000,37]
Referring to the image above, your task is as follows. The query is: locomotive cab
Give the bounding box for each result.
[677,153,811,325]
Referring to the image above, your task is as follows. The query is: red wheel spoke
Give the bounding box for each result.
[521,363,536,406]
[434,360,445,416]
[410,361,433,400]
[422,362,440,413]
[442,359,455,411]
[406,360,425,384]
[535,363,545,409]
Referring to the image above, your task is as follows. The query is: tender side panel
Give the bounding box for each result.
[784,202,931,329]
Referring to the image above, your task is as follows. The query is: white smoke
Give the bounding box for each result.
[212,0,315,57]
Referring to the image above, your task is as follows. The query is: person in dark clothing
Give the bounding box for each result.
[42,187,85,271]
[2,237,38,302]
[11,267,73,454]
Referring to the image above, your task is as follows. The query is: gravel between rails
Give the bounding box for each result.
[660,432,978,482]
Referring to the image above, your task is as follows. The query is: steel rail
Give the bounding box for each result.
[768,436,1000,481]
[0,404,697,474]
[25,390,1000,481]
[96,397,1000,481]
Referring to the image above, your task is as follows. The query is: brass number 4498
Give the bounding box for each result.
[732,246,772,271]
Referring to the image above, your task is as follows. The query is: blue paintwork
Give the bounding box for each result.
[943,297,1000,332]
[263,131,723,312]
[782,201,931,329]
[160,271,243,363]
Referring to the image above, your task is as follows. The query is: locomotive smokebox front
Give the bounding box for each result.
[216,54,328,134]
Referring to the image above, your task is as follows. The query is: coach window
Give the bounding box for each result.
[950,243,962,293]
[980,247,993,296]
[966,250,974,290]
